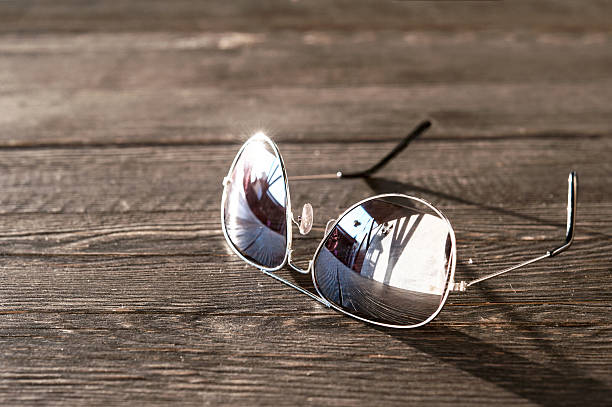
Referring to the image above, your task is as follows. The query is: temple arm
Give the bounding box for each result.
[339,120,432,178]
[290,120,432,181]
[288,120,432,240]
[453,171,577,292]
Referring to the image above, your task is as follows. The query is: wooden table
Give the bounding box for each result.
[1,1,611,405]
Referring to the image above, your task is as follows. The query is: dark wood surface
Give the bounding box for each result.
[1,1,611,405]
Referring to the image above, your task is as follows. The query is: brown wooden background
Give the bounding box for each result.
[1,1,611,405]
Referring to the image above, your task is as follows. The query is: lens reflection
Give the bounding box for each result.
[223,136,288,269]
[313,197,453,326]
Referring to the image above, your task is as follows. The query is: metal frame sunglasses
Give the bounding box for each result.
[220,121,577,328]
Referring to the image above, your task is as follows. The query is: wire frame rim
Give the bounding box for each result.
[220,133,294,272]
[309,193,457,329]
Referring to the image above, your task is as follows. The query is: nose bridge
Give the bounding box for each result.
[287,256,311,274]
[287,215,336,275]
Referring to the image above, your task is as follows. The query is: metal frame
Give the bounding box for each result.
[220,122,578,328]
[220,132,328,304]
[220,132,292,273]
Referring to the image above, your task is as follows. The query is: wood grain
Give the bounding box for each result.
[0,1,611,406]
[1,0,611,33]
[1,32,611,146]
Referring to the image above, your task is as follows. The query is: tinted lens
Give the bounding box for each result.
[223,136,288,269]
[313,196,454,327]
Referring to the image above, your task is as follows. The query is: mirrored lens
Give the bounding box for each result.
[223,137,288,269]
[313,196,453,326]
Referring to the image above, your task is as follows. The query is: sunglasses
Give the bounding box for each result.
[221,121,577,328]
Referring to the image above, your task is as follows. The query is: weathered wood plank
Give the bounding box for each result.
[0,204,609,255]
[0,249,610,312]
[0,309,610,406]
[0,138,609,215]
[1,0,611,33]
[3,32,611,89]
[1,31,611,146]
[0,244,610,404]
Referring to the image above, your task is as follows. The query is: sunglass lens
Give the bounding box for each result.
[223,136,288,269]
[313,196,454,327]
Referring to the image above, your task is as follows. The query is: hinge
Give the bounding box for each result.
[451,281,468,292]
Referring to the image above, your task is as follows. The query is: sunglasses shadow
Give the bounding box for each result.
[371,320,610,406]
[458,262,611,404]
[350,176,610,404]
[287,265,610,405]
[290,264,610,405]
[288,257,611,405]
[362,176,610,240]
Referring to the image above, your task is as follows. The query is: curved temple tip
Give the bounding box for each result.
[549,170,578,257]
[420,119,432,130]
[462,170,580,290]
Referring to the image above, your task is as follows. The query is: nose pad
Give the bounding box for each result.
[298,203,313,235]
